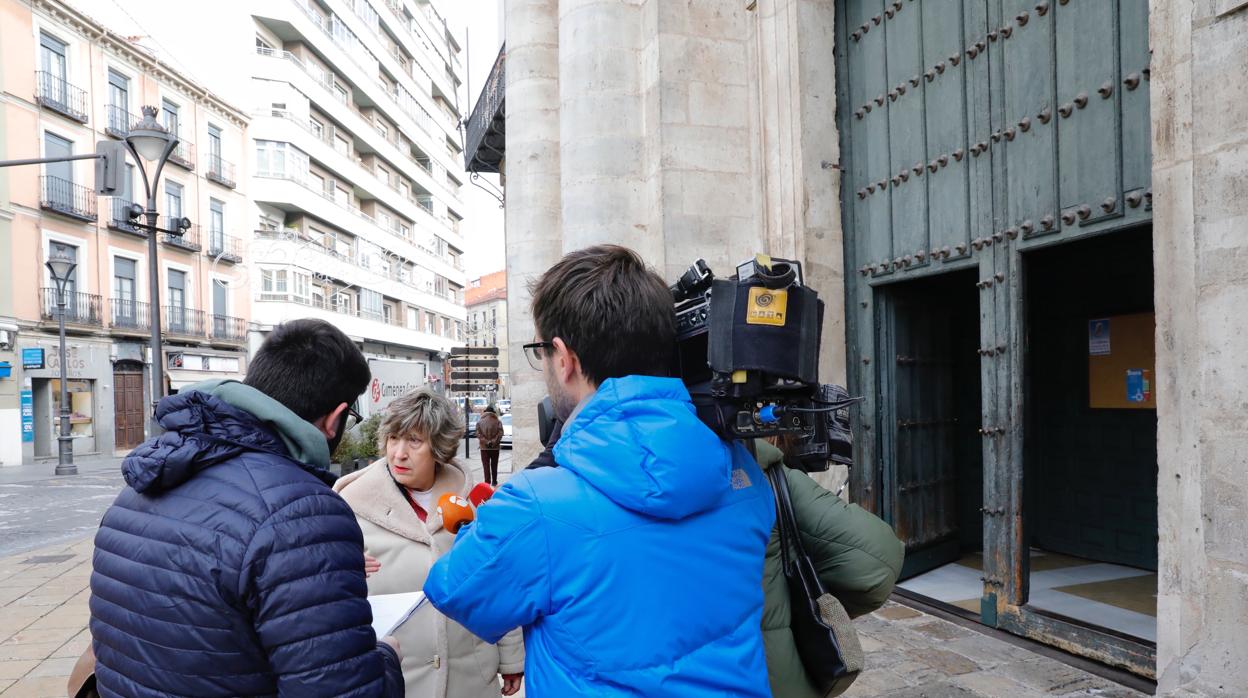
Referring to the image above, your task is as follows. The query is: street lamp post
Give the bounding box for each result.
[124,106,179,436]
[45,249,77,475]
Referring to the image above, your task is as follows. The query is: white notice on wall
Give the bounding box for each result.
[1088,318,1112,356]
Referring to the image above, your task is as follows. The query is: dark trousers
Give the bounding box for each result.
[480,449,500,485]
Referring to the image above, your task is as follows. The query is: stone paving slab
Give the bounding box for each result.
[841,601,1148,698]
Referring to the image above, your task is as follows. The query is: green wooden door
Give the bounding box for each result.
[835,0,1152,600]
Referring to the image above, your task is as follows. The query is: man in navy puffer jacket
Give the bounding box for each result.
[89,319,404,697]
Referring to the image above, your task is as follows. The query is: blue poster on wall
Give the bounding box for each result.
[1126,369,1150,404]
[22,348,44,370]
[20,390,33,443]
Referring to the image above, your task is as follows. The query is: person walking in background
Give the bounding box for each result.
[424,246,775,697]
[89,319,403,697]
[336,389,524,698]
[476,406,503,486]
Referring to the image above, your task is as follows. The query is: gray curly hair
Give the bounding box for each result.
[376,387,464,465]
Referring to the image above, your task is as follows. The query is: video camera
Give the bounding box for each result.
[671,255,858,472]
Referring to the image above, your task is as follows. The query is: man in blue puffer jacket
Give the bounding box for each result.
[425,246,775,697]
[89,319,404,697]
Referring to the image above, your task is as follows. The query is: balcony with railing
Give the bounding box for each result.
[35,71,89,123]
[165,306,206,338]
[40,288,103,327]
[161,222,201,252]
[254,49,454,196]
[105,104,139,139]
[40,176,97,222]
[205,233,243,264]
[107,198,144,236]
[210,314,247,344]
[465,45,505,174]
[206,156,237,188]
[275,1,453,146]
[169,138,196,171]
[109,298,151,334]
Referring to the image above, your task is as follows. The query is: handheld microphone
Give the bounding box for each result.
[437,493,474,534]
[468,482,495,508]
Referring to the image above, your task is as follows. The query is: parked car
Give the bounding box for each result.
[466,412,481,438]
[500,413,512,449]
[496,399,511,414]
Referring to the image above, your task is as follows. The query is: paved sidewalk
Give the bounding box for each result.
[0,537,93,697]
[0,535,1145,698]
[844,603,1146,697]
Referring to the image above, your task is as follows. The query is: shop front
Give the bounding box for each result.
[19,336,114,460]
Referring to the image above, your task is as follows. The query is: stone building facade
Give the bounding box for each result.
[0,0,250,464]
[471,0,1248,693]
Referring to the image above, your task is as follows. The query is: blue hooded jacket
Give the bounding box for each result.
[89,386,403,697]
[424,376,775,697]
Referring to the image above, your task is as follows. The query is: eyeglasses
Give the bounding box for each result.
[344,403,364,431]
[523,341,555,371]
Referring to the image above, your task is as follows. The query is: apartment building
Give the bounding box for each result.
[464,270,507,399]
[0,0,249,464]
[246,0,469,394]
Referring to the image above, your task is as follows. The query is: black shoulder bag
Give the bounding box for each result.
[767,465,864,697]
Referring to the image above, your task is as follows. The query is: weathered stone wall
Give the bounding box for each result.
[1151,0,1248,694]
[502,0,848,470]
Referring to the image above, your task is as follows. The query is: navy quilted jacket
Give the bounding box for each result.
[89,390,403,697]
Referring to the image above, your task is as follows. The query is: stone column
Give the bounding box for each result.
[646,1,761,282]
[1151,0,1248,694]
[557,0,656,258]
[504,0,563,466]
[752,0,847,492]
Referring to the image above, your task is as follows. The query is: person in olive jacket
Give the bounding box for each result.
[753,439,904,698]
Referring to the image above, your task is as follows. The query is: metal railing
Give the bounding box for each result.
[40,176,96,221]
[109,298,150,332]
[166,307,205,337]
[105,104,139,138]
[465,45,505,174]
[35,71,89,123]
[210,314,247,343]
[206,156,236,188]
[169,138,196,171]
[40,288,103,326]
[162,223,201,252]
[206,233,243,263]
[108,198,143,235]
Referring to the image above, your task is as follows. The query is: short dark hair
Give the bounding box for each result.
[245,319,370,422]
[530,245,674,384]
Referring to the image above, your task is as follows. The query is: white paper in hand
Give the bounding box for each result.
[368,591,428,638]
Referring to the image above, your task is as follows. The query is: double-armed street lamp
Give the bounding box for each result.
[124,106,182,436]
[44,248,77,475]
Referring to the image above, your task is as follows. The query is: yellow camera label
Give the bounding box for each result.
[746,287,788,326]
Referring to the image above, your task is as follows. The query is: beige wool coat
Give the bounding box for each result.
[334,459,524,698]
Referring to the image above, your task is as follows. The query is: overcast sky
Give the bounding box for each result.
[75,0,507,281]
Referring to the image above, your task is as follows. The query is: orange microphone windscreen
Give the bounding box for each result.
[437,492,474,534]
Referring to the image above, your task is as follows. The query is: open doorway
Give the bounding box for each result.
[879,270,984,612]
[1023,228,1158,642]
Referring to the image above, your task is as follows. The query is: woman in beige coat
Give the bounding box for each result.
[335,388,524,698]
